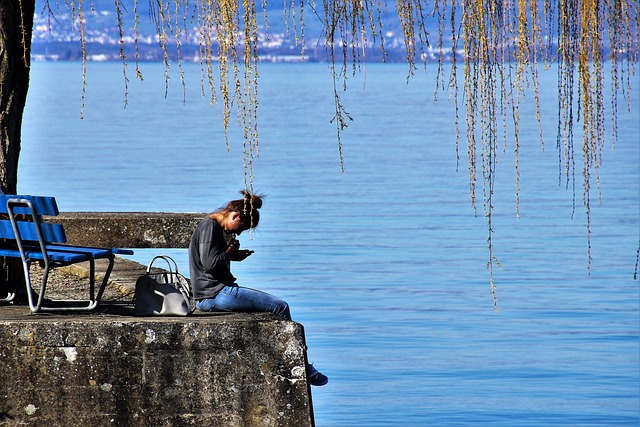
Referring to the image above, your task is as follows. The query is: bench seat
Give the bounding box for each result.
[0,246,90,263]
[0,195,134,313]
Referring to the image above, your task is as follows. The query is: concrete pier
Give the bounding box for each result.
[0,308,315,426]
[0,213,317,426]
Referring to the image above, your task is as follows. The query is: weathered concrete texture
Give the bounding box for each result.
[52,212,207,248]
[0,311,315,427]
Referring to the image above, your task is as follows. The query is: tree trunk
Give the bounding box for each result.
[0,0,34,297]
[0,0,33,194]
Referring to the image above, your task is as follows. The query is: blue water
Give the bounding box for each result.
[22,61,639,426]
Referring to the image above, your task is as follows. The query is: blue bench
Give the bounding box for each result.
[0,195,134,313]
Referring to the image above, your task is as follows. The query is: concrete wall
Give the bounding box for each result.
[53,212,206,248]
[0,311,315,426]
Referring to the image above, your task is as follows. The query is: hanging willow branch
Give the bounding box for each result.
[320,0,637,310]
[39,0,263,195]
[35,0,638,309]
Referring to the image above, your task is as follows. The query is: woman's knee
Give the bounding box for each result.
[277,301,292,320]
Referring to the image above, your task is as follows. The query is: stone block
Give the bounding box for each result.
[0,311,315,426]
[52,213,206,248]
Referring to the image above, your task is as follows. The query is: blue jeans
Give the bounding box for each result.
[195,285,292,320]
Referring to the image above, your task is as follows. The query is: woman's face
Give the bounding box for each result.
[226,212,249,234]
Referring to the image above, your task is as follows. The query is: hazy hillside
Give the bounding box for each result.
[34,0,426,43]
[32,0,580,63]
[33,0,449,61]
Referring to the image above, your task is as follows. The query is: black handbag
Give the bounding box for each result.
[134,255,192,316]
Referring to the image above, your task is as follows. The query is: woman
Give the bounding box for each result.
[188,190,328,386]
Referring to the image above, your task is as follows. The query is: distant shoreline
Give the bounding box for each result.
[31,41,616,64]
[30,41,461,64]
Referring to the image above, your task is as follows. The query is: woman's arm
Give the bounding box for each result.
[196,219,236,283]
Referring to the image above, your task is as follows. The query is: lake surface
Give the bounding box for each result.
[22,61,639,426]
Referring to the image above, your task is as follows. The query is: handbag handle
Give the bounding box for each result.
[146,255,181,275]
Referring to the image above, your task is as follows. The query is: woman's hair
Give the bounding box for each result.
[212,190,264,229]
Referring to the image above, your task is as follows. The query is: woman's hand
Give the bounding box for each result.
[234,249,255,261]
[226,237,254,261]
[225,237,240,255]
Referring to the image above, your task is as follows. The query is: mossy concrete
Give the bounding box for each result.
[0,309,315,426]
[52,212,206,248]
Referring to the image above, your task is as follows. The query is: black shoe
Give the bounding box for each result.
[307,364,328,386]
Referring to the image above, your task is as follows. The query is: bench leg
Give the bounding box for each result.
[95,256,115,304]
[0,293,15,302]
[26,259,100,313]
[22,259,45,313]
[0,258,24,303]
[10,256,114,313]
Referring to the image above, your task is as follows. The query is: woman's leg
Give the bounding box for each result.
[195,286,327,386]
[196,285,291,320]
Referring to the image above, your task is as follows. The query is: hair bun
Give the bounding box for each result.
[240,190,264,209]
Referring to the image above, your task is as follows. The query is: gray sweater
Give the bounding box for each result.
[188,217,236,300]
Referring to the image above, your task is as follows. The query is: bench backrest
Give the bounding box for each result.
[0,195,67,244]
[0,220,67,243]
[0,195,59,216]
